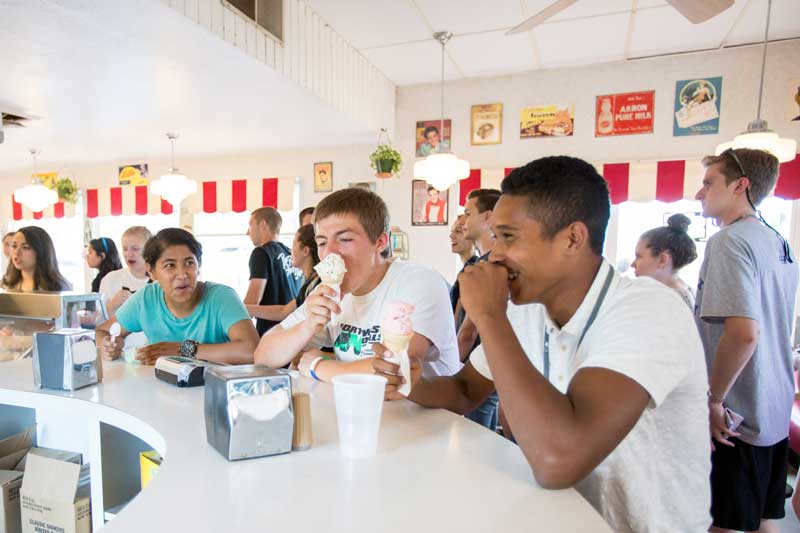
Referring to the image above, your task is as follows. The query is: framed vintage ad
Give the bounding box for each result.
[520,104,574,138]
[411,179,448,227]
[313,162,333,193]
[118,164,149,186]
[416,119,451,157]
[471,104,502,145]
[788,78,800,122]
[595,91,655,137]
[673,77,722,136]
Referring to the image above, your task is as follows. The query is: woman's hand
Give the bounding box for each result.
[100,334,123,361]
[136,342,181,365]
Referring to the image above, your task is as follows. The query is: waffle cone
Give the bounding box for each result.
[382,331,413,354]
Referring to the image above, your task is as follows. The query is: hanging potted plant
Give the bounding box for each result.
[370,129,402,179]
[53,177,78,204]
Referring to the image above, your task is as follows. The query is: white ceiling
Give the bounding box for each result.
[0,0,375,174]
[306,0,800,85]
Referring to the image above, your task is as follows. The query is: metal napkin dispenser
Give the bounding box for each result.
[32,329,98,391]
[204,365,294,461]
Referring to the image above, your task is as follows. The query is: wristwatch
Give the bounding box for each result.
[179,339,199,359]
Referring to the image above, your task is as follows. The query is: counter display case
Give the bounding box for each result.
[0,291,107,362]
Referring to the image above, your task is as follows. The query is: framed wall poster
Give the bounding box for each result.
[415,119,451,157]
[118,164,149,186]
[595,91,655,137]
[471,104,502,145]
[788,78,800,122]
[313,162,333,193]
[520,104,574,138]
[35,172,58,190]
[673,77,722,136]
[411,179,448,227]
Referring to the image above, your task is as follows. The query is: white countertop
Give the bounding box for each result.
[0,359,611,532]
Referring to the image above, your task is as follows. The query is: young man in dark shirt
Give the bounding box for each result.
[244,207,303,336]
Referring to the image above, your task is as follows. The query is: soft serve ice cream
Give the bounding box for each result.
[380,301,415,396]
[314,253,347,329]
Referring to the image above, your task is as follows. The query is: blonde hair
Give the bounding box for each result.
[122,226,153,243]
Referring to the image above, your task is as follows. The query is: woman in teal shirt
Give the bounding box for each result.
[98,228,259,365]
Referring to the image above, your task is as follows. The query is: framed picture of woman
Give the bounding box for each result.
[313,162,333,193]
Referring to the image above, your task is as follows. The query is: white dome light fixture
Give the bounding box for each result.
[150,132,197,207]
[413,31,470,191]
[715,0,796,162]
[13,149,58,212]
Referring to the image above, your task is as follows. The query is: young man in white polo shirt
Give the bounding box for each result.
[374,156,711,532]
[253,187,460,381]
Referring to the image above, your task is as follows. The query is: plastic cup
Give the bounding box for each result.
[331,374,387,458]
[122,345,141,364]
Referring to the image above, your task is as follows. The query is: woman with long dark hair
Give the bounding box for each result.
[87,238,122,292]
[2,226,71,291]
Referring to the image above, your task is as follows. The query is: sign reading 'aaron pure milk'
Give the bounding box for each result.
[595,90,655,137]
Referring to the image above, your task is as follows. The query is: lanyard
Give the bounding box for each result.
[543,264,615,380]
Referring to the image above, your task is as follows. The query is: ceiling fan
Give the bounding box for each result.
[506,0,735,34]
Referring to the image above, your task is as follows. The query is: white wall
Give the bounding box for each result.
[391,40,800,280]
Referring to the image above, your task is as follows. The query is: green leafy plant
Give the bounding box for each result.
[53,177,78,204]
[369,144,402,177]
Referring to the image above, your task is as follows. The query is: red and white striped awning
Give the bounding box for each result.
[459,154,800,206]
[3,198,77,222]
[84,177,295,218]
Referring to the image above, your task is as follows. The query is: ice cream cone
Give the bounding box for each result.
[382,331,413,354]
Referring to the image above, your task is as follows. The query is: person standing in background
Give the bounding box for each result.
[631,214,697,308]
[86,238,122,293]
[695,148,798,533]
[450,214,476,267]
[244,207,303,336]
[99,226,152,316]
[299,207,314,227]
[2,232,14,273]
[2,227,71,291]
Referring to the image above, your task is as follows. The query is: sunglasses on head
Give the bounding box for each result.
[722,148,793,264]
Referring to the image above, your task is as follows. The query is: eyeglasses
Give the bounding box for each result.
[722,148,793,264]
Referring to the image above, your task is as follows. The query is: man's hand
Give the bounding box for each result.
[372,342,422,401]
[458,262,510,325]
[297,349,331,379]
[709,402,739,450]
[136,342,181,365]
[99,334,123,361]
[302,285,341,335]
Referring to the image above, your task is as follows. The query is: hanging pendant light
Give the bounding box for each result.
[150,132,197,207]
[13,149,58,212]
[413,32,470,191]
[715,0,796,162]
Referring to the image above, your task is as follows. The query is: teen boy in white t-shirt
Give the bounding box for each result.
[374,156,711,532]
[253,188,460,381]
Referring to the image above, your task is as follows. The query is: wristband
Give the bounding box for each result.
[707,390,725,404]
[309,355,332,381]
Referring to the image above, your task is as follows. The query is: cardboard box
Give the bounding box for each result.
[20,454,91,533]
[0,429,34,460]
[139,451,162,490]
[14,448,82,471]
[0,470,23,533]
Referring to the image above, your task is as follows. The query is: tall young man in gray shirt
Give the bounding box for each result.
[695,148,798,533]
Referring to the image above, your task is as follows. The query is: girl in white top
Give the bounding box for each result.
[99,226,152,315]
[631,213,698,308]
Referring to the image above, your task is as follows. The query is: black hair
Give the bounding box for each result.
[640,214,698,271]
[501,156,610,255]
[467,188,501,213]
[89,238,123,277]
[423,126,439,139]
[143,228,202,267]
[2,226,71,291]
[296,224,320,266]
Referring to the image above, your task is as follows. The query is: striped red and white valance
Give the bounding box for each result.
[3,197,77,222]
[459,154,800,206]
[84,177,295,219]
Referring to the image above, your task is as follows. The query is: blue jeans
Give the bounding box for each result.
[465,391,499,432]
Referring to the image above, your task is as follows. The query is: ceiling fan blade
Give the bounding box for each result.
[666,0,734,24]
[506,0,578,35]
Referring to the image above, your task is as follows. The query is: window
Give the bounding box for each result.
[614,198,793,290]
[224,0,283,41]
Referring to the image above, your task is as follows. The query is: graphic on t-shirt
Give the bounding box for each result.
[334,323,381,358]
[278,252,303,281]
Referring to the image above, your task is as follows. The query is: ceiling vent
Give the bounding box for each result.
[0,108,41,144]
[224,0,283,42]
